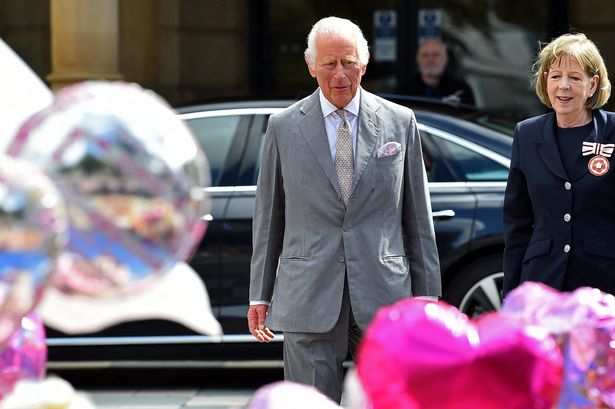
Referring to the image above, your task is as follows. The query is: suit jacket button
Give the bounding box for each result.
[338,255,345,263]
[563,213,571,222]
[343,226,350,232]
[564,244,571,253]
[564,182,572,190]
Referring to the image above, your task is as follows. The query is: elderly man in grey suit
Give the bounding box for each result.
[247,16,441,403]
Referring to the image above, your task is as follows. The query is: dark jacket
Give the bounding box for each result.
[503,109,615,295]
[399,72,475,106]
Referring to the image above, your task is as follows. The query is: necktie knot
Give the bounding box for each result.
[336,109,347,121]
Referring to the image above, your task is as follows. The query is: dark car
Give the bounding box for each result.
[46,98,512,369]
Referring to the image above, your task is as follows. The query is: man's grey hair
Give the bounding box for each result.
[304,16,370,67]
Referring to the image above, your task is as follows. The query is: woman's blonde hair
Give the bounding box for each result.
[532,32,611,110]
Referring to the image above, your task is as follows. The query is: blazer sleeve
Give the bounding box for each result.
[502,124,534,294]
[249,116,285,302]
[402,110,442,297]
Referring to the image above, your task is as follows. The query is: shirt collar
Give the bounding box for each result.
[318,87,361,118]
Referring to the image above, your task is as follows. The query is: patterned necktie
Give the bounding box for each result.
[335,109,354,204]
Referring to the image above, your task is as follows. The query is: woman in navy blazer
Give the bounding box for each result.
[503,33,615,296]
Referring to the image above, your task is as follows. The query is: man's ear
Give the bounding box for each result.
[305,56,316,78]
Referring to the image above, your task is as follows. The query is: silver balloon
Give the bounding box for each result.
[0,155,67,344]
[8,81,210,299]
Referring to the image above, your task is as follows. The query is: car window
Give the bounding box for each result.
[426,131,508,182]
[185,115,241,186]
[420,132,459,182]
[252,117,270,185]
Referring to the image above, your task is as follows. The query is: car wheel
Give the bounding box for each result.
[443,254,504,319]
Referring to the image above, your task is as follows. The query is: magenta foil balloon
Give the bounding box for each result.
[0,312,47,399]
[502,282,615,408]
[247,381,340,409]
[0,155,66,345]
[8,81,210,299]
[357,298,562,409]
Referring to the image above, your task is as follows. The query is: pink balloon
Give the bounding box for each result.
[0,312,46,399]
[9,81,209,299]
[247,381,340,409]
[502,282,615,408]
[357,298,562,409]
[0,155,67,345]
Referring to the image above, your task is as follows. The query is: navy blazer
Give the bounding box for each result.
[503,109,615,295]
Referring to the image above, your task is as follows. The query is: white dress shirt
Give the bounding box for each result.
[319,88,360,161]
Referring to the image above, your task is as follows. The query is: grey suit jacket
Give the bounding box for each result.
[250,88,441,333]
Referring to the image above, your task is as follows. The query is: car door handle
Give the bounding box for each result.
[432,209,456,220]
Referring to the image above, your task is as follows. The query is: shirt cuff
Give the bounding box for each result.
[249,300,271,306]
[415,296,438,302]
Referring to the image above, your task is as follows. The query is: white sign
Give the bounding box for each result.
[373,10,397,62]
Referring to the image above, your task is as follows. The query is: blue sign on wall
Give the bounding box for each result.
[373,10,397,62]
[418,9,442,40]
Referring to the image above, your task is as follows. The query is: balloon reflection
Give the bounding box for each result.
[8,81,210,299]
[0,155,66,345]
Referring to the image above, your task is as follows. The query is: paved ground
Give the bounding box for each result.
[51,368,356,408]
[85,389,255,409]
[50,368,269,409]
[85,388,354,409]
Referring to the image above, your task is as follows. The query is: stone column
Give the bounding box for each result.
[47,0,123,91]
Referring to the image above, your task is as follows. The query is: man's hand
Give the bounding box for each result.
[247,304,275,342]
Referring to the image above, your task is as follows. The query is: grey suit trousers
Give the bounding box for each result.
[282,277,362,404]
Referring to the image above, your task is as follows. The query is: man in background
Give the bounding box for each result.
[400,37,475,105]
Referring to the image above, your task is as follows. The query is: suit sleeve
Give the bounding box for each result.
[249,117,285,302]
[402,110,442,297]
[502,124,533,295]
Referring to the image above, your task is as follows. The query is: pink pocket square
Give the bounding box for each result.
[377,141,402,158]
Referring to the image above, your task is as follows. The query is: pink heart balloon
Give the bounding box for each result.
[502,282,615,408]
[0,312,46,399]
[247,381,340,409]
[357,299,562,409]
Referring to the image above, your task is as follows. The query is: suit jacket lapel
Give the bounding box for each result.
[351,90,379,196]
[537,113,567,180]
[298,91,340,195]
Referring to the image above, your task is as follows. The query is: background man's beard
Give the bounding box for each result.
[422,67,444,77]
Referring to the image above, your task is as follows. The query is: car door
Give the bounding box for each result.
[215,112,273,334]
[418,125,478,273]
[186,109,285,335]
[419,125,509,315]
